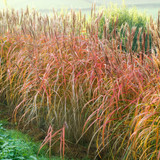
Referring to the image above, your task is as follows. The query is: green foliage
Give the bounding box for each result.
[0,124,37,159]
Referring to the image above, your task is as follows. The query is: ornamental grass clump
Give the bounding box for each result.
[0,6,160,160]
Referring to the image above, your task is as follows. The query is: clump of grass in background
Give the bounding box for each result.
[99,4,151,52]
